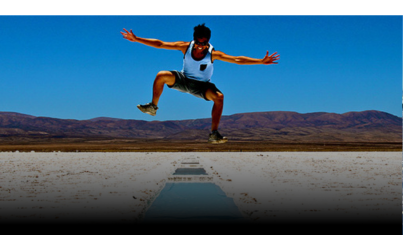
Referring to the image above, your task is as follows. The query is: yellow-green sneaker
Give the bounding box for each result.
[137,103,158,116]
[208,130,228,144]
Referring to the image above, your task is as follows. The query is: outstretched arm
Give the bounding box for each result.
[121,28,189,52]
[212,50,280,65]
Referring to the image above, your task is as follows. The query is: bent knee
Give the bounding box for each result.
[156,71,175,85]
[157,71,174,78]
[213,92,224,102]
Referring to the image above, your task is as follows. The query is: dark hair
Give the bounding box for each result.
[193,23,211,41]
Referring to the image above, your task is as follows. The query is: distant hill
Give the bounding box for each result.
[0,110,402,142]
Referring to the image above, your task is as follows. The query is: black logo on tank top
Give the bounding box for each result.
[200,64,207,71]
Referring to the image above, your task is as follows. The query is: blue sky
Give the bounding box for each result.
[0,15,403,121]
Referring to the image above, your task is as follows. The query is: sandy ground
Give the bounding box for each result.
[0,151,402,225]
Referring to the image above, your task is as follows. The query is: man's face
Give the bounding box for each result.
[194,37,209,51]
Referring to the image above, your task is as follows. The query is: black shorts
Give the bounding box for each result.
[168,70,222,101]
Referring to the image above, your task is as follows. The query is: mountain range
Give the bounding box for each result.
[0,110,402,143]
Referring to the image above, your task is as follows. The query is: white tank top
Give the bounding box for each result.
[181,41,214,82]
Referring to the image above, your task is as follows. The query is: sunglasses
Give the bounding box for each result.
[195,40,208,46]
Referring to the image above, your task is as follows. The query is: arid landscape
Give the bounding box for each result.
[0,110,402,228]
[0,110,402,152]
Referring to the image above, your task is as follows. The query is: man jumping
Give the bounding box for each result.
[121,24,279,144]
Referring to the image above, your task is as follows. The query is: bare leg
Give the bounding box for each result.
[151,71,176,106]
[205,89,224,131]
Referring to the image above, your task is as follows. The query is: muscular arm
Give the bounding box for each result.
[121,29,189,53]
[212,50,280,65]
